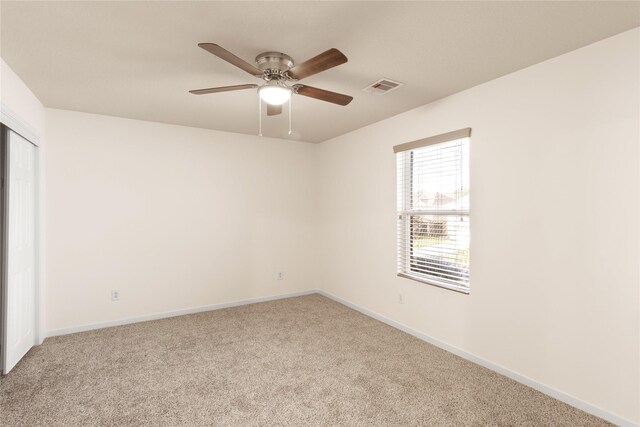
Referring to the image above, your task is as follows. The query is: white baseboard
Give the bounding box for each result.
[46,289,318,338]
[317,290,637,427]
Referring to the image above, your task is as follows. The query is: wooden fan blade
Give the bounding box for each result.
[287,48,347,80]
[198,43,263,77]
[189,84,258,95]
[294,85,353,106]
[267,104,282,116]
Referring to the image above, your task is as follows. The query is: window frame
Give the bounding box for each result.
[395,129,471,294]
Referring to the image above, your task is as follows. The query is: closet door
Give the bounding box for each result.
[2,130,36,374]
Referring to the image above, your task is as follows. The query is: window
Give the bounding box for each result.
[395,128,471,293]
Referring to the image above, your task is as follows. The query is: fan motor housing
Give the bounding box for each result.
[255,52,294,73]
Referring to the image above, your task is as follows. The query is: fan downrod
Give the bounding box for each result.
[255,52,294,80]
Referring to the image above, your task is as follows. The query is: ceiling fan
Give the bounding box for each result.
[189,43,353,127]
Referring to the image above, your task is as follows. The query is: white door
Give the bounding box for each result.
[2,130,36,374]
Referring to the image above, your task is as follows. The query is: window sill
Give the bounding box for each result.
[397,273,470,295]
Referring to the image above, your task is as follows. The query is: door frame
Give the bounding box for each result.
[0,124,7,372]
[0,123,42,373]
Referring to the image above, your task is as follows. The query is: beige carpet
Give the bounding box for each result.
[1,294,609,426]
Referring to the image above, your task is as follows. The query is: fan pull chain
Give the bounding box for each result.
[258,97,262,137]
[288,97,292,135]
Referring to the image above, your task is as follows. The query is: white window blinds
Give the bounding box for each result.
[396,129,470,293]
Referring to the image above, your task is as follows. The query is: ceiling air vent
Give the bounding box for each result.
[363,78,403,95]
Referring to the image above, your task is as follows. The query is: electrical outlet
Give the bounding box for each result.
[277,271,284,280]
[398,293,404,304]
[111,290,120,301]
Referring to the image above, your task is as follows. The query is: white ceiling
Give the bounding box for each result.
[1,1,638,143]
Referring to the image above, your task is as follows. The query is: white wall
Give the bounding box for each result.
[45,109,318,332]
[1,59,45,137]
[1,58,47,345]
[318,28,640,424]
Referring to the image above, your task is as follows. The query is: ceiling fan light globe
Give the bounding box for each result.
[259,86,291,105]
